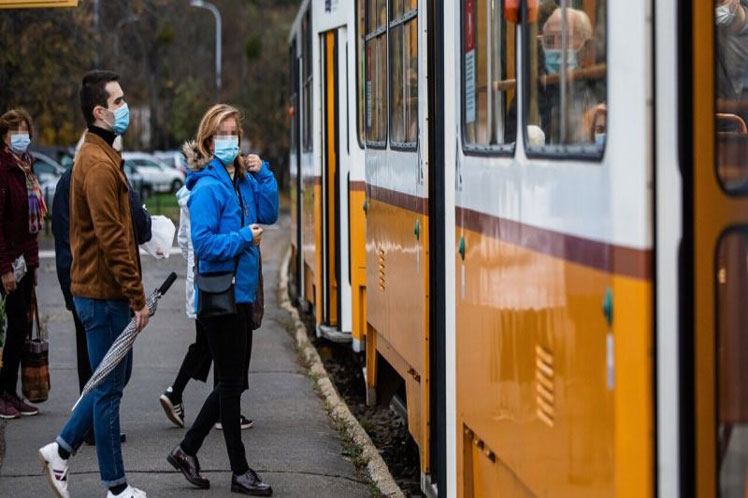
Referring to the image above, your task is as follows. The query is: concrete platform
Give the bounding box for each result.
[0,213,373,497]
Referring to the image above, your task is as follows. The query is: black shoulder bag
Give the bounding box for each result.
[196,176,245,319]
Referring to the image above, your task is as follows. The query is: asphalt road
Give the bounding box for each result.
[0,213,372,497]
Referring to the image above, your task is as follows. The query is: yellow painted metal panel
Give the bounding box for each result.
[350,189,367,343]
[456,228,653,497]
[365,197,431,471]
[0,0,77,7]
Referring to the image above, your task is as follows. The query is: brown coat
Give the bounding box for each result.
[69,132,145,310]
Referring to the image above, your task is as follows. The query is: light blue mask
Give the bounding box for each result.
[595,133,606,146]
[544,49,579,75]
[214,137,240,165]
[106,103,130,136]
[9,133,30,154]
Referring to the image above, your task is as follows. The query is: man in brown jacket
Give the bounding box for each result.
[39,70,151,498]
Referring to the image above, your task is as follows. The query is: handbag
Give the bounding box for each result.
[249,248,264,330]
[196,263,239,319]
[21,289,50,403]
[196,174,244,319]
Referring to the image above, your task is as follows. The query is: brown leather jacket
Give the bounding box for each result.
[69,132,145,310]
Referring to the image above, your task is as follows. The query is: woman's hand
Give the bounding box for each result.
[1,271,16,294]
[245,154,262,173]
[250,224,264,246]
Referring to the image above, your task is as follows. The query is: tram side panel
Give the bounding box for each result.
[452,0,653,496]
[363,0,432,475]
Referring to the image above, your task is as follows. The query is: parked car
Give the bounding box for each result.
[123,163,146,198]
[30,151,65,213]
[153,150,187,175]
[122,152,185,193]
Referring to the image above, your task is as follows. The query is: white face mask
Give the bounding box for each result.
[717,1,738,26]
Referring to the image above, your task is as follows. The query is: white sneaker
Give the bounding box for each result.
[39,442,70,498]
[106,485,147,498]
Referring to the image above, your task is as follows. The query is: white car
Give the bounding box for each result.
[122,152,185,194]
[153,150,187,174]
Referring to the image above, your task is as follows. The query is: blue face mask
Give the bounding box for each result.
[595,133,606,146]
[105,103,130,136]
[214,137,240,165]
[544,49,579,75]
[9,133,30,154]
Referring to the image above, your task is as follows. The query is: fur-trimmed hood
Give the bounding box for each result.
[181,140,211,172]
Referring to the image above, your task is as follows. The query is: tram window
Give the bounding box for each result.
[716,230,748,497]
[390,3,418,147]
[357,0,366,146]
[302,9,313,152]
[715,0,748,194]
[524,1,607,155]
[366,0,388,146]
[462,0,517,150]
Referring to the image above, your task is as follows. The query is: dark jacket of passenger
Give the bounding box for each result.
[53,163,152,311]
[0,144,39,277]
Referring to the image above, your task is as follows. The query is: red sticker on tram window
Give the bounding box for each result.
[465,0,475,53]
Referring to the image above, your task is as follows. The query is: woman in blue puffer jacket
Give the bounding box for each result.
[166,104,277,497]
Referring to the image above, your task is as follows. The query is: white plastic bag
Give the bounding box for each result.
[141,215,176,259]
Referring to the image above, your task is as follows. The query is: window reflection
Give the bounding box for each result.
[463,0,517,148]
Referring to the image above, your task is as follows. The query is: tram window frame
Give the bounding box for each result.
[460,0,517,156]
[388,3,418,151]
[521,0,608,161]
[302,8,313,153]
[356,0,366,149]
[365,0,388,149]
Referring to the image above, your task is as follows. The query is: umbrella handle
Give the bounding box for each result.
[158,272,178,296]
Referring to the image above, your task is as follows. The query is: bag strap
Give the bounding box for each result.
[195,173,246,278]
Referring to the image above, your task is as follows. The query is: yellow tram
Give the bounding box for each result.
[288,0,748,496]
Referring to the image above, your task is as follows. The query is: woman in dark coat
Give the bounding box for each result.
[0,108,45,419]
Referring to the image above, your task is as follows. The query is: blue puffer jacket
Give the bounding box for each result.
[183,141,278,306]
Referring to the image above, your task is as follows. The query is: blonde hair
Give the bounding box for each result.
[196,104,245,179]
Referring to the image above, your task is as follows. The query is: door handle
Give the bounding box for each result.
[414,219,420,240]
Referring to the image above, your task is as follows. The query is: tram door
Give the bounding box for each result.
[691,2,748,496]
[290,39,303,301]
[319,28,352,339]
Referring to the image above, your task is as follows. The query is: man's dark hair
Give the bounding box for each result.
[80,70,120,127]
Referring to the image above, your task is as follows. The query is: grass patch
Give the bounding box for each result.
[144,192,180,221]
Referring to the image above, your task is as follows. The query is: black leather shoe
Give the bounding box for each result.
[231,469,272,496]
[167,445,210,489]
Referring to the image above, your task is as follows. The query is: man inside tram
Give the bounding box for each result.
[716,0,748,101]
[538,6,604,145]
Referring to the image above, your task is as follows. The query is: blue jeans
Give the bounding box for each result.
[57,297,133,488]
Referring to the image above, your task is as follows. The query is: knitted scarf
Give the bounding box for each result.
[16,155,47,234]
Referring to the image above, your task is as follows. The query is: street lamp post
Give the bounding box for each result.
[190,0,222,97]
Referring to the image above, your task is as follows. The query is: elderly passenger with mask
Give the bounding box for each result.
[716,0,748,100]
[538,6,603,144]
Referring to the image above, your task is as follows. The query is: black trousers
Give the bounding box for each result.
[181,304,254,475]
[174,320,214,390]
[73,307,93,393]
[0,271,34,396]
